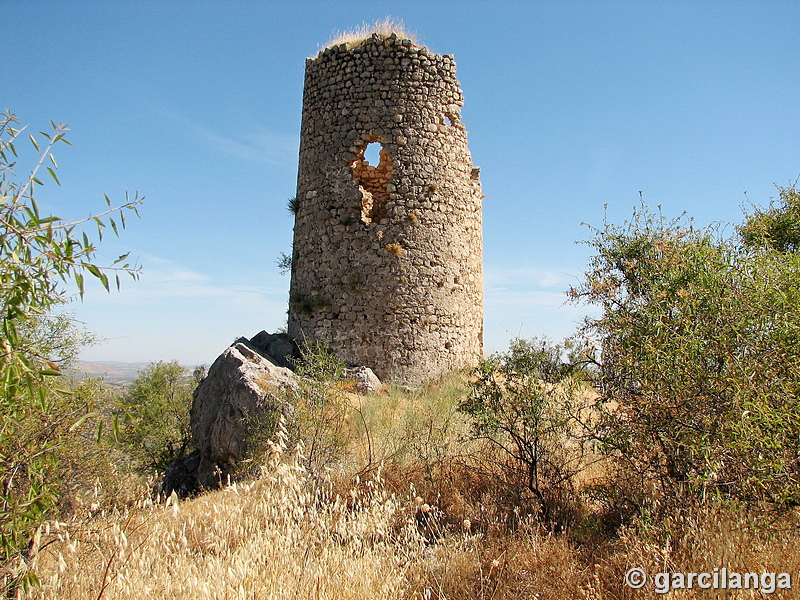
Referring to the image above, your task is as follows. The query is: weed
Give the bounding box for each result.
[323,18,418,52]
[385,243,404,257]
[287,195,301,215]
[290,292,330,314]
[346,273,364,291]
[276,251,292,275]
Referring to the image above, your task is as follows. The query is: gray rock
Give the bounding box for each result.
[249,330,299,369]
[189,339,299,490]
[343,366,383,394]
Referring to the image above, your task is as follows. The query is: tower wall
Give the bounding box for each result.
[288,34,483,383]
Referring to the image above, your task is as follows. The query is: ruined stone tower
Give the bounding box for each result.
[288,32,483,383]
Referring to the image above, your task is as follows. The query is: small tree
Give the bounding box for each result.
[459,337,594,524]
[0,111,141,592]
[117,361,196,473]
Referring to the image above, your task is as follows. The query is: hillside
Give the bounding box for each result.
[19,373,800,599]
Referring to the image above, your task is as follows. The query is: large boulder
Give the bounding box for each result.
[188,337,299,490]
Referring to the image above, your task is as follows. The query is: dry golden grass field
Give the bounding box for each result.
[21,376,800,599]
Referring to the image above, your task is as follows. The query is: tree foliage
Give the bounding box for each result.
[117,361,196,473]
[569,194,800,506]
[0,111,141,592]
[739,184,800,253]
[459,337,595,523]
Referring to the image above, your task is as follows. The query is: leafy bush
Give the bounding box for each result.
[0,111,140,592]
[285,341,352,474]
[117,361,197,473]
[569,194,800,507]
[739,184,800,252]
[245,340,352,477]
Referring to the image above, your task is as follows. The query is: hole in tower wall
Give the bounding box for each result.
[363,143,381,166]
[352,140,393,225]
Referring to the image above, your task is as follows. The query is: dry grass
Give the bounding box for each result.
[27,443,422,600]
[385,243,405,257]
[21,374,800,599]
[592,505,800,599]
[322,18,419,53]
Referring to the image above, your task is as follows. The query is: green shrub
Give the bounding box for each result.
[284,341,352,474]
[570,194,800,507]
[0,111,140,593]
[739,184,800,252]
[117,361,197,473]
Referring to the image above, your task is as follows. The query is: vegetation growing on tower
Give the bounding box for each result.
[321,18,419,53]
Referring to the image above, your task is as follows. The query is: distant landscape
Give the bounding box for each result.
[71,361,200,387]
[69,361,157,387]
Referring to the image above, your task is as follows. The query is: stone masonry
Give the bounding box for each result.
[288,33,483,383]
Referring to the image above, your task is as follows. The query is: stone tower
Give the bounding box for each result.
[288,32,483,383]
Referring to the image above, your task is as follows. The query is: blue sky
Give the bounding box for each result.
[4,0,799,367]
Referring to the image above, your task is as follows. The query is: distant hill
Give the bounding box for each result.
[71,361,152,387]
[72,361,202,387]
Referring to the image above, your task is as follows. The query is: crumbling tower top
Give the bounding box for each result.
[318,18,421,55]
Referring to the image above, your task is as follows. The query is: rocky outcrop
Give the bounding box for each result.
[161,330,387,497]
[163,335,300,495]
